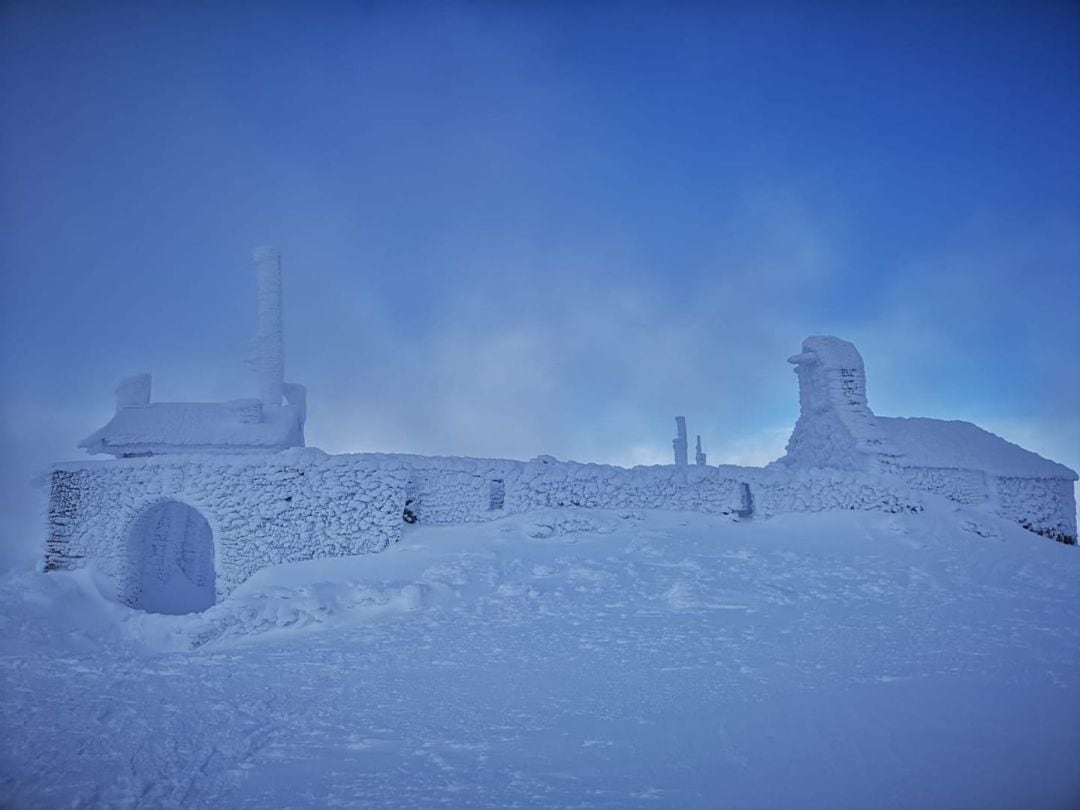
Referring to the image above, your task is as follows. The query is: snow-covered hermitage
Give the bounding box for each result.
[44,252,1077,615]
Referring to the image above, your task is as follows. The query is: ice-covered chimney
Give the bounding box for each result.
[673,416,688,466]
[695,435,707,466]
[252,246,285,408]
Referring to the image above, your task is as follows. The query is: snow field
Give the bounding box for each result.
[5,501,1080,808]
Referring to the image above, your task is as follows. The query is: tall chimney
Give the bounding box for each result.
[252,245,284,408]
[673,416,688,466]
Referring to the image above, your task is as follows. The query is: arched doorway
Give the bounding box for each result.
[127,500,216,614]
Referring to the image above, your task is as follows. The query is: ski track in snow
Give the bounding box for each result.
[3,505,1080,808]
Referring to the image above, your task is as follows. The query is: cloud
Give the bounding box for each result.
[300,186,840,469]
[854,213,1080,418]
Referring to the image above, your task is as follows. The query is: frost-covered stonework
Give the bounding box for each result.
[994,476,1078,544]
[46,451,408,606]
[46,449,930,605]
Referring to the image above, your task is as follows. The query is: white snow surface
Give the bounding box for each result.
[6,501,1080,808]
[878,416,1078,479]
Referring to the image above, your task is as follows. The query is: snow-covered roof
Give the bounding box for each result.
[878,417,1077,480]
[79,400,304,457]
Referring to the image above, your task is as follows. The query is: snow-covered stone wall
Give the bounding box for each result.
[393,455,924,524]
[884,464,990,506]
[745,467,922,518]
[46,450,933,603]
[878,463,1076,542]
[46,450,409,603]
[364,454,750,523]
[995,476,1077,544]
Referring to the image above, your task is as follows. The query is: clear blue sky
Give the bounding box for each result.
[2,1,1078,563]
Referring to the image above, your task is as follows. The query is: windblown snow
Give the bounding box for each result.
[4,500,1079,808]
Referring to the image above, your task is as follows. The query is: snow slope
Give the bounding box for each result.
[3,502,1079,808]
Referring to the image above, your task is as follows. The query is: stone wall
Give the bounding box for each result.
[995,475,1077,543]
[48,447,1077,607]
[46,449,940,603]
[46,450,408,602]
[878,462,1076,543]
[884,464,990,506]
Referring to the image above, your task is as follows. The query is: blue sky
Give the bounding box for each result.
[2,1,1078,564]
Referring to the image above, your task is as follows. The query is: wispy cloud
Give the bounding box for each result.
[855,214,1080,418]
[306,187,839,466]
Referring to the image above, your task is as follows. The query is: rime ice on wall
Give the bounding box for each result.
[995,477,1077,543]
[886,465,989,505]
[46,451,409,603]
[47,449,931,605]
[369,453,750,524]
[878,417,1078,542]
[46,469,82,572]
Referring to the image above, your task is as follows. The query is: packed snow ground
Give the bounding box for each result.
[3,501,1079,808]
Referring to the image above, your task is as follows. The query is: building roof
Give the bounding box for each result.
[877,416,1077,480]
[79,400,304,457]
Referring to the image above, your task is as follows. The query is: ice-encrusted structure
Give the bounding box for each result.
[877,417,1077,543]
[773,336,1077,543]
[44,263,1078,614]
[777,336,897,472]
[45,449,921,608]
[672,417,688,466]
[80,248,306,458]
